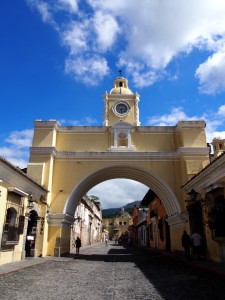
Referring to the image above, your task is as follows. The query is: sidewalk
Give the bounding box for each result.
[0,243,99,275]
[157,249,225,277]
[0,256,74,275]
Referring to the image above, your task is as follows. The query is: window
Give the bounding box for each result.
[1,192,24,250]
[210,195,225,238]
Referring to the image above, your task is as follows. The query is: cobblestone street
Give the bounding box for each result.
[0,243,225,300]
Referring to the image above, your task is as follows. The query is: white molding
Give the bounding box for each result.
[166,213,187,229]
[47,213,75,227]
[8,187,28,197]
[30,147,208,161]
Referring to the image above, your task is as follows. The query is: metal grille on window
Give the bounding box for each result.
[1,192,24,249]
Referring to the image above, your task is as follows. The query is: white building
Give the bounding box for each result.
[71,195,102,251]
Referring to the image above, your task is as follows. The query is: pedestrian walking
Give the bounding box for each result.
[75,237,81,255]
[181,230,191,259]
[191,231,202,259]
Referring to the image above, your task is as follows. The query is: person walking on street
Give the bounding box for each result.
[75,237,81,255]
[191,231,202,259]
[181,230,191,259]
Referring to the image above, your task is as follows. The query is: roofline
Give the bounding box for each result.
[0,156,48,192]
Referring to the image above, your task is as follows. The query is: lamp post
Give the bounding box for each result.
[27,194,34,210]
[186,189,199,203]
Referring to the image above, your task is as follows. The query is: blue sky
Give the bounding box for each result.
[1,0,225,208]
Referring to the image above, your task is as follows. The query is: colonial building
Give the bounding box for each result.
[26,75,209,256]
[70,195,102,253]
[132,206,149,247]
[102,207,133,241]
[182,138,225,263]
[140,190,170,251]
[0,157,48,265]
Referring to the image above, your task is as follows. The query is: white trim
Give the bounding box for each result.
[8,187,28,197]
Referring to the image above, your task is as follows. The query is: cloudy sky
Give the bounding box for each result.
[1,0,225,208]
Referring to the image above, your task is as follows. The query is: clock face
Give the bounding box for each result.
[115,102,129,115]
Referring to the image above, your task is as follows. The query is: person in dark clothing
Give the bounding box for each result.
[181,230,191,259]
[75,237,81,255]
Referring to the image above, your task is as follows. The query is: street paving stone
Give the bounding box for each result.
[0,243,225,300]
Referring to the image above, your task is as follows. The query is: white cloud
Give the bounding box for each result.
[62,21,90,55]
[88,179,148,209]
[26,0,225,92]
[65,55,109,85]
[58,0,79,13]
[196,51,225,94]
[93,11,119,52]
[147,107,193,126]
[0,146,29,169]
[6,130,33,148]
[26,0,56,27]
[60,117,98,126]
[0,130,33,169]
[146,106,225,144]
[218,105,225,116]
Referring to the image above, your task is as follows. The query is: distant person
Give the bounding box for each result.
[75,237,81,255]
[105,237,108,246]
[181,230,191,259]
[191,231,202,259]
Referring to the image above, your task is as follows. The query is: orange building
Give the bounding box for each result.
[140,189,171,251]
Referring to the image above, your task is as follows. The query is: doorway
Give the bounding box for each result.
[26,210,38,257]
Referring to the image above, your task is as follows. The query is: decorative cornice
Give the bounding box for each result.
[177,147,209,158]
[47,213,75,227]
[166,213,187,229]
[34,120,60,130]
[58,127,107,133]
[29,147,209,161]
[176,120,206,129]
[137,126,176,133]
[29,147,58,157]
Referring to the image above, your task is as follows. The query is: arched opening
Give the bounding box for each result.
[63,165,181,218]
[26,210,38,257]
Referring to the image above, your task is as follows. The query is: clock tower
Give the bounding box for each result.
[103,75,140,127]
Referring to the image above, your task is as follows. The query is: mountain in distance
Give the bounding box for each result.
[102,200,141,218]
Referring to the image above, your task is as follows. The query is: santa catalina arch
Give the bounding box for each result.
[27,76,209,256]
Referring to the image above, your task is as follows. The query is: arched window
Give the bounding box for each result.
[6,207,17,227]
[3,207,18,244]
[1,191,24,248]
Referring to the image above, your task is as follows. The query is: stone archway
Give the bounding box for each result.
[46,164,185,256]
[63,164,181,218]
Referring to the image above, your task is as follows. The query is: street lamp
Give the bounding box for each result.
[186,189,199,203]
[186,189,215,211]
[27,194,34,209]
